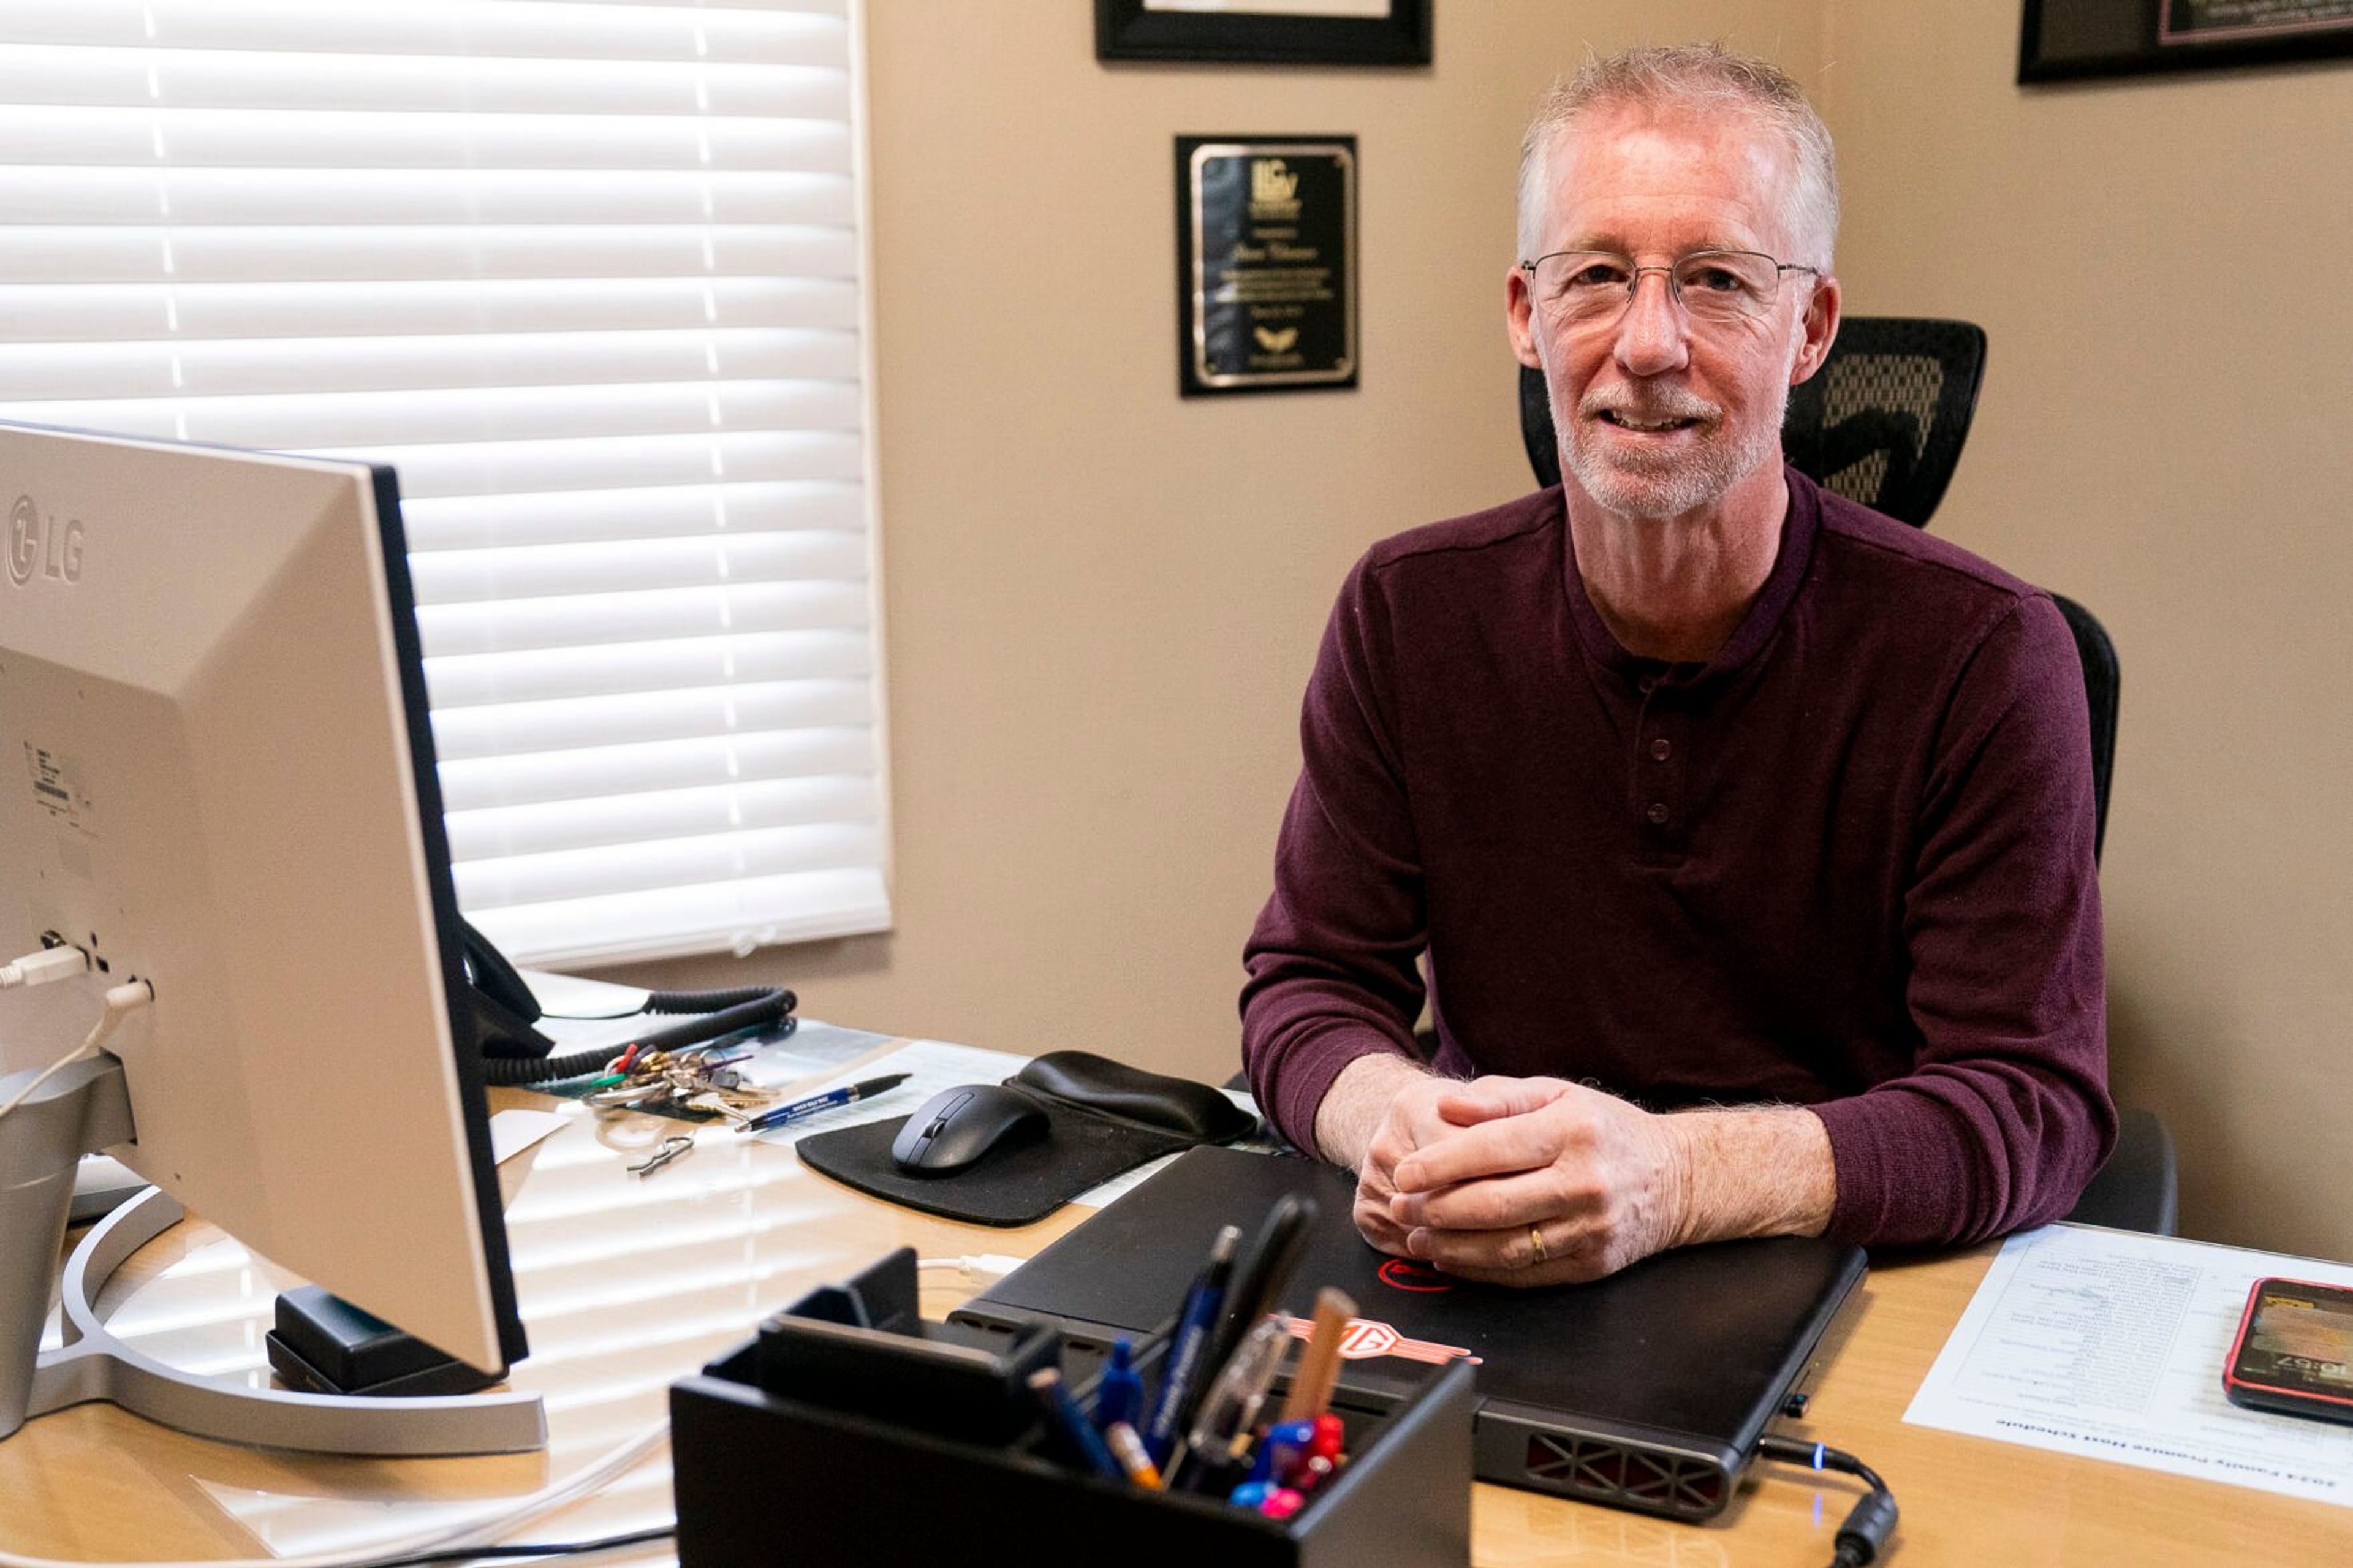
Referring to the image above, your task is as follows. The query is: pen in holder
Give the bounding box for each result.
[670,1249,1475,1568]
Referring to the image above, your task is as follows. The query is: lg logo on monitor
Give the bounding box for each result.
[7,494,84,586]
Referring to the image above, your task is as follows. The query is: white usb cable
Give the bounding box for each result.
[0,978,154,1124]
[0,944,89,990]
[917,1254,1026,1286]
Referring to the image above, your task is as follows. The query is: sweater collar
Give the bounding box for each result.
[1558,463,1822,688]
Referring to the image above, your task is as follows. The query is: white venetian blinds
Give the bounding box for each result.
[0,0,892,968]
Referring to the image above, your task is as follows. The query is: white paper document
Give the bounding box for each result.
[1905,1223,2353,1507]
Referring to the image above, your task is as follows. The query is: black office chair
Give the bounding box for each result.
[1515,317,2175,1233]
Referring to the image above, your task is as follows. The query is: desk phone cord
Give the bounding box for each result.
[1756,1434,1900,1567]
[481,986,796,1087]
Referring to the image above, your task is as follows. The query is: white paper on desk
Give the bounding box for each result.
[487,1107,570,1207]
[1904,1223,2353,1507]
[743,1039,1031,1147]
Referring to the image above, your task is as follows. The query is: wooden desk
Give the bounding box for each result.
[2,1080,2346,1567]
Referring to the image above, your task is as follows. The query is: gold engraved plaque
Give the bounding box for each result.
[1177,137,1357,396]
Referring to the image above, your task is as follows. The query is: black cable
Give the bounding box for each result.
[1757,1435,1899,1567]
[362,1523,675,1568]
[480,993,797,1086]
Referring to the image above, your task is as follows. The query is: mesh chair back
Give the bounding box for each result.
[1780,317,1986,527]
[1514,316,1988,528]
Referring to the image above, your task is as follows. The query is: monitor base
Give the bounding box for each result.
[2,1056,545,1456]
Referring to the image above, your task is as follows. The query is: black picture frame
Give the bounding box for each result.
[1175,135,1359,397]
[1097,1,1431,67]
[2020,0,2353,83]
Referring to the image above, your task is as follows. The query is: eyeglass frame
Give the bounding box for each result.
[1517,247,1824,327]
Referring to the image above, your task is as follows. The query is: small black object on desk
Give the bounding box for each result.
[889,1083,1049,1175]
[267,1286,500,1399]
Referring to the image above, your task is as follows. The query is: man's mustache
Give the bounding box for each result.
[1577,388,1721,423]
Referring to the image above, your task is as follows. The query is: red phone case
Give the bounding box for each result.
[2223,1277,2353,1423]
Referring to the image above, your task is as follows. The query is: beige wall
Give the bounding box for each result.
[620,0,1819,1077]
[612,2,2352,1259]
[1814,4,2353,1259]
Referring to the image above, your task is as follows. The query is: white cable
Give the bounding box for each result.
[0,980,153,1123]
[0,1420,672,1568]
[917,1254,1025,1284]
[0,945,89,989]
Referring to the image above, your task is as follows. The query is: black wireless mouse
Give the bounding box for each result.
[889,1084,1049,1176]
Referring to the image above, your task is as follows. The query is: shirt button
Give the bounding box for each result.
[1645,802,1670,825]
[1650,738,1672,761]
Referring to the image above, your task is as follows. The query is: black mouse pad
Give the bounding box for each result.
[795,1102,1197,1227]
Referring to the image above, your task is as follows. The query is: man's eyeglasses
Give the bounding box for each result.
[1519,249,1821,328]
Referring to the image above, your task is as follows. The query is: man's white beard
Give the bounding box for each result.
[1550,376,1790,522]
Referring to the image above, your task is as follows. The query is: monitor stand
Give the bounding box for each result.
[0,1053,545,1456]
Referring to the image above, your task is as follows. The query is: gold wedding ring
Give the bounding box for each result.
[1528,1225,1548,1267]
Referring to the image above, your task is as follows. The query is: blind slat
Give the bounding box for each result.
[436,728,878,814]
[0,379,865,449]
[400,480,863,551]
[455,820,883,909]
[0,3,848,66]
[429,675,874,759]
[0,44,851,119]
[0,226,858,286]
[0,328,860,400]
[444,773,876,862]
[0,277,859,341]
[411,531,869,605]
[335,430,865,501]
[418,579,870,659]
[0,107,852,172]
[0,166,854,226]
[423,627,873,708]
[464,866,889,972]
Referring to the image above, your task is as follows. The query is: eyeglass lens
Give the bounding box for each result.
[1528,251,1786,325]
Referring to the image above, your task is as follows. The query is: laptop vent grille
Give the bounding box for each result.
[1522,1434,1727,1518]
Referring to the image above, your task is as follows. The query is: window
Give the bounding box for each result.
[0,0,891,967]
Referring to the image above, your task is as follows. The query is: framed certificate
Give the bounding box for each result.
[2021,0,2353,81]
[1176,137,1357,396]
[1097,1,1431,67]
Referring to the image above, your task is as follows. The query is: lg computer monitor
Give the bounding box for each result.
[0,422,525,1393]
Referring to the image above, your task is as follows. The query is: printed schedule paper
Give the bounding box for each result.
[1906,1223,2353,1506]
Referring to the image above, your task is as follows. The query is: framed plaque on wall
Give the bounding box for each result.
[2021,0,2353,81]
[1175,136,1357,396]
[1098,1,1431,67]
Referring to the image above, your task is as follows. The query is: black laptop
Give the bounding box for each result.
[955,1145,1864,1521]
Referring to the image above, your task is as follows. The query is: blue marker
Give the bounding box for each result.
[1094,1338,1143,1432]
[1028,1368,1124,1480]
[1142,1225,1241,1466]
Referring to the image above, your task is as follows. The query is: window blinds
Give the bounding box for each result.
[0,0,892,968]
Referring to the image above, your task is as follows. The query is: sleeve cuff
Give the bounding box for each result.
[1264,1021,1415,1156]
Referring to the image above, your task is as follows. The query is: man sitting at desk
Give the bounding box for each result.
[1240,44,2113,1286]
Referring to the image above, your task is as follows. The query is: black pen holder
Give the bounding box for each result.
[670,1249,1476,1568]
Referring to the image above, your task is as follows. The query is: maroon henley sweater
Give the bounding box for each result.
[1241,469,2114,1248]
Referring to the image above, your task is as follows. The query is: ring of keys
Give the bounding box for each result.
[583,1048,779,1124]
